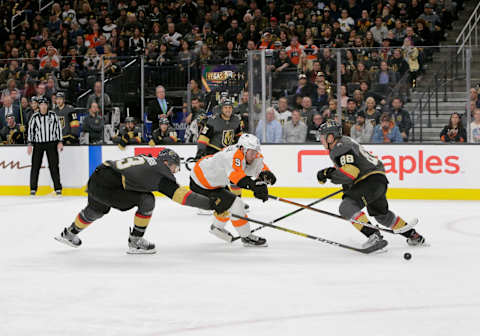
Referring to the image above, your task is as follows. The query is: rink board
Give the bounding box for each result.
[0,144,478,200]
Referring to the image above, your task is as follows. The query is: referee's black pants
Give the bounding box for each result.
[30,141,62,192]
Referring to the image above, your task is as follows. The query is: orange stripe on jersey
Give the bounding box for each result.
[193,156,217,189]
[229,149,247,185]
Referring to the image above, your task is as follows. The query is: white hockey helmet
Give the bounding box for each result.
[237,133,261,152]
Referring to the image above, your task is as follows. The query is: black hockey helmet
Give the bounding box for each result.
[125,116,135,124]
[222,98,233,107]
[157,148,181,172]
[319,120,342,138]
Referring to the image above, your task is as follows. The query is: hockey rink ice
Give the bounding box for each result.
[1,196,479,336]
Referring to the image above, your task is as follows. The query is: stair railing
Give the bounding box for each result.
[456,1,480,69]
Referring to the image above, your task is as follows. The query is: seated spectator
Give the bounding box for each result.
[185,97,206,125]
[373,61,397,87]
[82,102,105,144]
[162,22,182,51]
[469,88,480,108]
[307,112,324,142]
[342,99,358,136]
[276,96,292,126]
[440,112,466,143]
[350,111,373,144]
[271,49,294,73]
[339,85,349,109]
[0,96,20,128]
[372,113,404,143]
[283,110,307,143]
[255,107,283,143]
[147,85,174,130]
[389,97,412,142]
[370,17,388,44]
[0,113,25,144]
[352,89,365,111]
[112,116,142,149]
[149,117,178,145]
[300,96,318,127]
[312,83,330,109]
[351,62,371,85]
[285,36,304,67]
[363,96,382,126]
[470,109,480,143]
[292,73,316,99]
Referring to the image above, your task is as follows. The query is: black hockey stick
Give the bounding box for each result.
[267,195,400,234]
[231,214,386,254]
[231,189,342,242]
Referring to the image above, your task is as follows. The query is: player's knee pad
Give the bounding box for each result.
[82,205,107,222]
[374,210,395,227]
[137,193,155,215]
[339,197,363,219]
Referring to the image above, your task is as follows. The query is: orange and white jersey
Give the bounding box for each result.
[192,145,268,189]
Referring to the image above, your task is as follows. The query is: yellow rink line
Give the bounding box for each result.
[0,186,479,200]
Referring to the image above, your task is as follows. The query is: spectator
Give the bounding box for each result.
[307,112,324,142]
[0,113,25,144]
[283,110,307,143]
[147,85,174,130]
[81,102,104,144]
[351,62,371,85]
[350,111,373,143]
[373,61,397,87]
[372,113,404,143]
[470,109,480,143]
[271,49,294,73]
[255,107,283,143]
[338,9,355,33]
[149,117,178,145]
[363,96,382,127]
[285,36,304,66]
[312,83,330,109]
[370,17,388,44]
[292,74,316,100]
[440,112,466,143]
[162,22,182,51]
[234,91,249,126]
[342,98,358,136]
[300,96,318,127]
[402,38,420,87]
[389,98,412,142]
[339,85,349,109]
[275,96,292,126]
[112,116,142,149]
[469,88,480,108]
[1,79,18,102]
[129,27,146,54]
[186,97,206,125]
[0,96,20,128]
[86,81,112,113]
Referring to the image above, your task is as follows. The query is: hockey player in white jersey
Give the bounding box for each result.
[190,133,277,247]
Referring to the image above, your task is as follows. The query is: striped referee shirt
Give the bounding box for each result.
[27,111,62,143]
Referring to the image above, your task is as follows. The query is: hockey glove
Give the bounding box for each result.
[258,170,277,185]
[317,167,336,184]
[252,180,269,202]
[195,150,206,160]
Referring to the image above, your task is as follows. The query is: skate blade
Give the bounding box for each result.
[197,210,213,216]
[126,248,157,255]
[54,236,80,248]
[242,243,269,248]
[209,229,234,243]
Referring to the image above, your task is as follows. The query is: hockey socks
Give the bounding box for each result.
[352,212,379,238]
[70,212,93,234]
[131,212,152,237]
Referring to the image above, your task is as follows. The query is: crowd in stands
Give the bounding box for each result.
[0,0,469,145]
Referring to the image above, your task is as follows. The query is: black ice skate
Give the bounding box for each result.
[362,232,388,252]
[209,224,234,243]
[406,231,426,246]
[55,228,82,248]
[241,234,268,247]
[127,231,156,254]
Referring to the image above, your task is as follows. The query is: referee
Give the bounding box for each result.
[27,97,63,196]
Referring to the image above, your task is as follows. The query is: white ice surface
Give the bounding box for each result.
[1,197,479,336]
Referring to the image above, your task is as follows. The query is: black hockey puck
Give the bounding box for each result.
[403,252,412,260]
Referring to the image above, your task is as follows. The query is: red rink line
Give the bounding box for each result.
[152,302,480,335]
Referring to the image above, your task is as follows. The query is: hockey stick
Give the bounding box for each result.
[267,195,401,234]
[231,214,386,254]
[231,189,343,242]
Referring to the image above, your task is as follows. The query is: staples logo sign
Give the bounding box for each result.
[297,149,460,181]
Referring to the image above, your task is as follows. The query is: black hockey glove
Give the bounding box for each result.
[317,167,336,184]
[252,180,269,202]
[258,170,277,185]
[195,150,206,160]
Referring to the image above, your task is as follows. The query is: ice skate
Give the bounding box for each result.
[127,232,156,254]
[362,232,388,252]
[209,224,234,243]
[241,234,268,247]
[406,231,427,246]
[55,227,82,248]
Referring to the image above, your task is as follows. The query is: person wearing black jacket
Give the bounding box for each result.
[82,102,104,144]
[389,98,412,142]
[27,97,63,196]
[440,112,467,143]
[147,85,174,131]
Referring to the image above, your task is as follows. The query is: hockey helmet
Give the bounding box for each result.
[237,133,261,153]
[319,120,342,138]
[222,98,233,107]
[157,148,181,173]
[125,116,136,124]
[159,117,169,125]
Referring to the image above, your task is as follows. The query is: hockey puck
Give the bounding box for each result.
[403,252,412,260]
